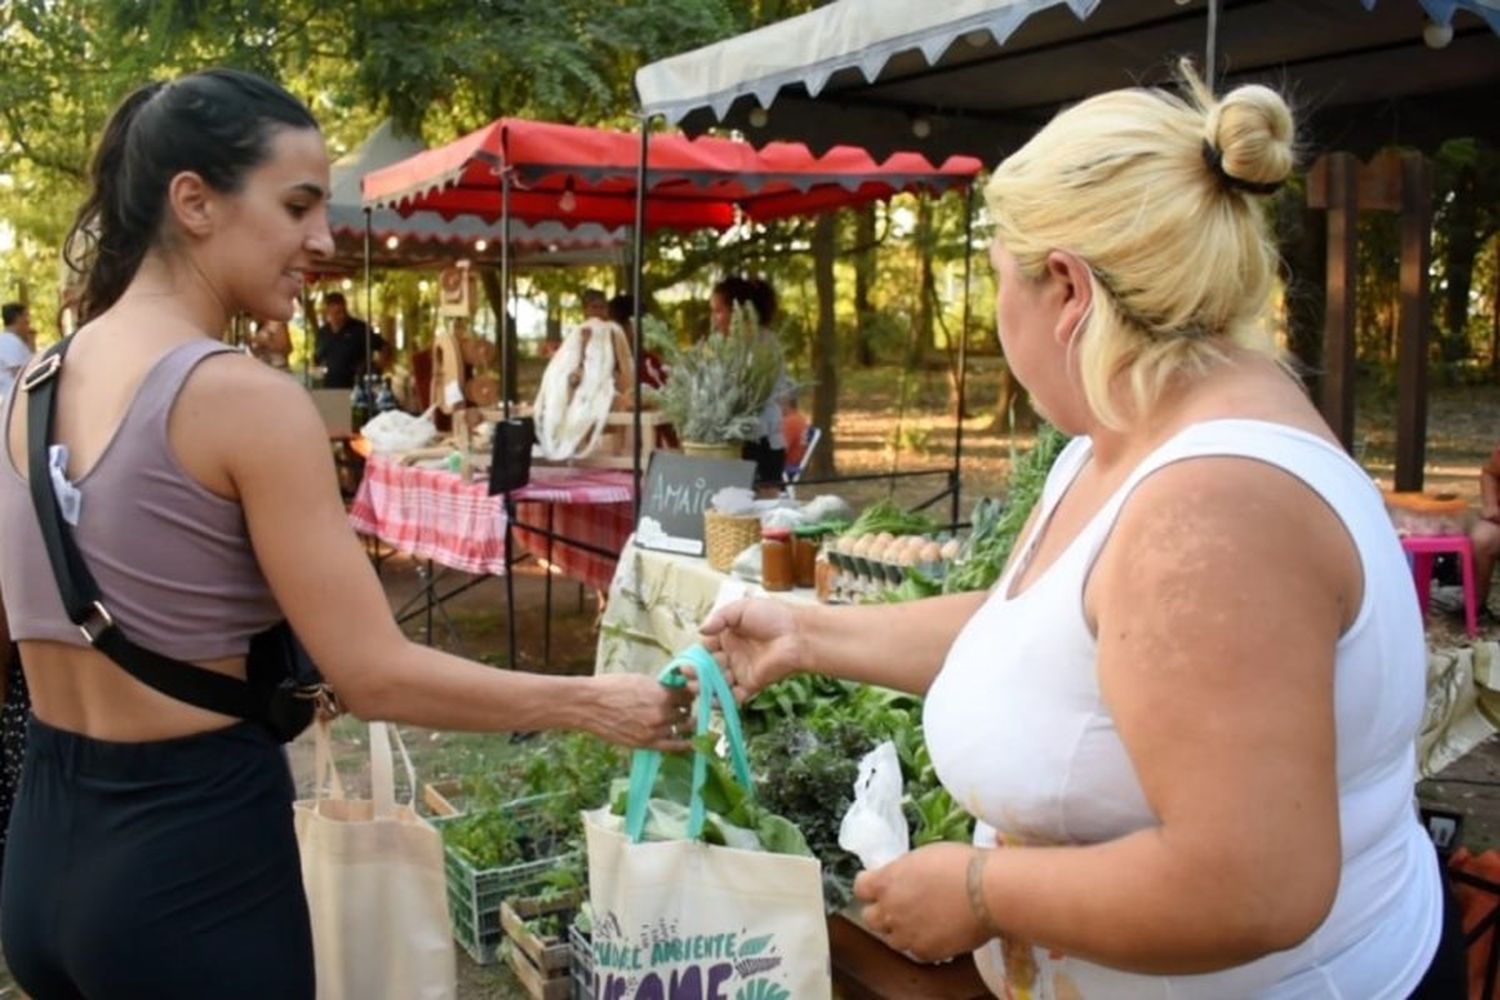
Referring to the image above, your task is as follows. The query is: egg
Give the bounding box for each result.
[919,541,943,564]
[940,539,962,561]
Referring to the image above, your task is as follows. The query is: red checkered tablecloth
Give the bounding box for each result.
[348,454,634,590]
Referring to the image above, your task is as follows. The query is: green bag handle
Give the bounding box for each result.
[624,644,753,844]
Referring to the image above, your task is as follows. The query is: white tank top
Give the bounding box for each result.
[925,419,1441,999]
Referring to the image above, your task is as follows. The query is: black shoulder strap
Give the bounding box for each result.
[23,340,257,719]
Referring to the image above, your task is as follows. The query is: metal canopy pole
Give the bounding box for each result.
[500,168,519,670]
[1205,0,1221,83]
[953,185,974,526]
[631,114,653,525]
[501,170,514,420]
[363,207,374,378]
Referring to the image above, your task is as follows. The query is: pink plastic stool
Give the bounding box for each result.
[1400,534,1477,639]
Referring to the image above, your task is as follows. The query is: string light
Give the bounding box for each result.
[474,239,488,252]
[384,235,399,250]
[748,106,770,128]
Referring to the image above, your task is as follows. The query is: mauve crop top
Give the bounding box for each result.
[0,339,282,661]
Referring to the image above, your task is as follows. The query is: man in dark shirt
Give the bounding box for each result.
[314,292,385,388]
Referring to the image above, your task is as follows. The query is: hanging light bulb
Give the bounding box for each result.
[384,235,399,250]
[474,238,488,253]
[558,177,578,214]
[748,106,770,128]
[1423,17,1453,48]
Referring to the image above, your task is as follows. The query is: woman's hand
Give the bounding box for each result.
[580,673,694,751]
[699,598,805,701]
[854,843,994,963]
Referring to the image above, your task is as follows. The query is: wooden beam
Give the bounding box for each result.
[1319,153,1358,452]
[1395,152,1433,492]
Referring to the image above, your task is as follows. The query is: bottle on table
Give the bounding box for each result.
[375,376,400,414]
[350,376,375,432]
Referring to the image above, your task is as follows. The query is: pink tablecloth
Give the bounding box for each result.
[348,455,634,590]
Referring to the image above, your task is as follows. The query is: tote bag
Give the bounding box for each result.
[295,719,456,1000]
[584,646,831,1000]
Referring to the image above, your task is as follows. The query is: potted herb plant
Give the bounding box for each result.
[649,301,784,459]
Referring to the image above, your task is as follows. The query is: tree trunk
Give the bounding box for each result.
[993,363,1036,433]
[1491,241,1500,378]
[478,267,517,401]
[1441,163,1480,362]
[908,199,935,369]
[854,203,876,366]
[1274,188,1327,398]
[545,291,562,348]
[809,211,838,479]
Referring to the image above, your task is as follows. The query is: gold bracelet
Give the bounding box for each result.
[966,848,1002,939]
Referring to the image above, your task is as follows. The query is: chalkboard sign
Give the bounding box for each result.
[636,452,757,556]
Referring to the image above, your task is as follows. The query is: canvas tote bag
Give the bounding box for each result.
[584,646,831,1000]
[295,719,456,1000]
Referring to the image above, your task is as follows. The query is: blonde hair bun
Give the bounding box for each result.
[1205,82,1295,190]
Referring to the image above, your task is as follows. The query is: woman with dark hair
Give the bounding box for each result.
[0,69,688,999]
[709,275,791,484]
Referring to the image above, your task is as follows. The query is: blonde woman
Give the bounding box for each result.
[704,65,1460,998]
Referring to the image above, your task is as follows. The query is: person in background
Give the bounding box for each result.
[704,63,1460,998]
[0,302,32,890]
[0,69,689,999]
[1470,445,1500,618]
[709,276,790,483]
[608,293,667,389]
[248,318,292,370]
[0,303,35,400]
[313,291,383,388]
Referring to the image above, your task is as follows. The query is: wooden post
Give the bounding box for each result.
[1395,152,1433,492]
[1318,153,1358,453]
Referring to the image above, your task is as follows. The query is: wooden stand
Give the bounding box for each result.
[500,894,582,1000]
[828,914,991,1000]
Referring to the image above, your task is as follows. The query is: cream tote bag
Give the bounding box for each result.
[295,719,456,1000]
[584,647,831,1000]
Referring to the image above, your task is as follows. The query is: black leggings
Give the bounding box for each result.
[1408,853,1468,1000]
[1,716,313,999]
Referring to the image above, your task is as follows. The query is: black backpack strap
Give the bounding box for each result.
[23,340,258,719]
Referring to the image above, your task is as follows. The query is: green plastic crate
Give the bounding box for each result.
[430,798,576,966]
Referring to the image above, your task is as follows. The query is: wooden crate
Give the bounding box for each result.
[423,779,464,818]
[500,893,582,1000]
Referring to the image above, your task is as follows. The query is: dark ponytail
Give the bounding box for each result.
[64,69,318,324]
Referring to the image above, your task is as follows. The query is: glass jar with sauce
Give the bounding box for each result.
[791,526,822,589]
[761,527,794,592]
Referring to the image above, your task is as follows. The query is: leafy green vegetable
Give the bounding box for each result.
[845,499,939,538]
[608,738,811,858]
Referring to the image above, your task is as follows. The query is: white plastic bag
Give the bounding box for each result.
[838,740,909,870]
[360,408,438,453]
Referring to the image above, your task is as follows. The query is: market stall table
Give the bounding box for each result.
[350,453,633,660]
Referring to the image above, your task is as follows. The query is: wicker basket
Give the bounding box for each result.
[704,509,761,572]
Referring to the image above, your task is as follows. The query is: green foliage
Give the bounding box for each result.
[649,301,785,443]
[438,731,625,869]
[740,679,968,911]
[941,425,1068,594]
[607,735,813,857]
[844,498,939,537]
